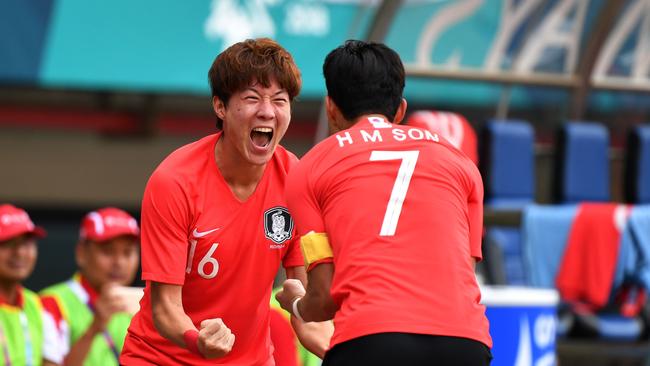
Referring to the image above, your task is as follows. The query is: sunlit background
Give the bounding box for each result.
[1,1,649,364]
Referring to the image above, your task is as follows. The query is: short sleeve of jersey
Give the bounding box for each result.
[466,162,484,260]
[140,168,191,285]
[285,160,326,237]
[282,236,305,268]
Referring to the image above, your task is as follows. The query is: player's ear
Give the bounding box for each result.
[213,96,226,120]
[393,98,408,125]
[325,96,343,132]
[325,96,338,124]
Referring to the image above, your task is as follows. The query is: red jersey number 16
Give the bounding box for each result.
[186,240,220,279]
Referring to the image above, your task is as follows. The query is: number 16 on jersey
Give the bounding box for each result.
[186,240,220,279]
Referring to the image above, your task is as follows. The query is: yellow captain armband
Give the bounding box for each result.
[300,231,333,266]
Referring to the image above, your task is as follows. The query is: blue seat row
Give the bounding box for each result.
[555,122,611,203]
[625,126,650,204]
[481,120,650,205]
[480,119,650,342]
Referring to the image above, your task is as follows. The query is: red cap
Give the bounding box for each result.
[79,207,139,242]
[0,204,47,242]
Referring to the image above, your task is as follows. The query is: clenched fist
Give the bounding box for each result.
[275,279,306,314]
[197,318,235,359]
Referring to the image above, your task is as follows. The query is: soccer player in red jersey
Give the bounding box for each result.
[120,38,328,365]
[276,40,492,365]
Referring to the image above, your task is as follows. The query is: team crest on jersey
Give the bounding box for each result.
[264,206,293,246]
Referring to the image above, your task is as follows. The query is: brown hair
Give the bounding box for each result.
[208,38,302,129]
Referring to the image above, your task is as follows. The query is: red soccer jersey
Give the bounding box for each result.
[286,117,492,349]
[120,133,304,366]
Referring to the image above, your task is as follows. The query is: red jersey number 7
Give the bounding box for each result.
[369,150,419,236]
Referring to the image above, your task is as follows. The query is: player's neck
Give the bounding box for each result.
[331,114,393,132]
[353,114,393,125]
[214,138,265,201]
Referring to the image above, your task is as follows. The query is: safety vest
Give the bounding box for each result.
[40,275,131,366]
[0,288,43,366]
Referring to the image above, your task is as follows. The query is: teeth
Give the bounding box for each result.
[253,127,272,133]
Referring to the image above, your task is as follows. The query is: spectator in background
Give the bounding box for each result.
[406,110,478,165]
[120,38,331,366]
[0,204,47,365]
[276,40,492,365]
[41,207,140,366]
[270,287,324,366]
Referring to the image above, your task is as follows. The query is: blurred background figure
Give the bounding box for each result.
[0,204,47,366]
[406,110,478,165]
[40,207,140,366]
[270,287,322,366]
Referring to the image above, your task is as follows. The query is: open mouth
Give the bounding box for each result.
[250,127,274,148]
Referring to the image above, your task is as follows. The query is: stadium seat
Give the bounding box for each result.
[619,205,650,292]
[523,204,648,341]
[480,119,535,208]
[522,204,577,288]
[555,122,610,203]
[625,125,650,204]
[479,119,535,285]
[522,204,578,336]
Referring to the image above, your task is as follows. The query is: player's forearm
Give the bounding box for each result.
[298,292,337,322]
[151,296,196,348]
[285,265,308,286]
[290,317,333,358]
[299,263,337,322]
[150,282,197,349]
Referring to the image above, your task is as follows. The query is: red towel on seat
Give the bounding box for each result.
[556,203,630,310]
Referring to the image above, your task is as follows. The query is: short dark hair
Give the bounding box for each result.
[323,40,405,122]
[208,38,302,129]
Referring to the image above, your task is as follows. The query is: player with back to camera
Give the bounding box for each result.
[276,40,492,366]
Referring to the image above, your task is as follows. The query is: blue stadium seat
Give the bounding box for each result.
[480,119,535,285]
[483,228,527,285]
[555,122,610,203]
[625,125,650,204]
[523,204,648,341]
[480,119,535,208]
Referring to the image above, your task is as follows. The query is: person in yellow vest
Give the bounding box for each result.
[0,204,47,366]
[40,207,140,366]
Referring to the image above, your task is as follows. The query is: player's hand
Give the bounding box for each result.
[91,283,129,332]
[197,318,235,359]
[275,279,306,314]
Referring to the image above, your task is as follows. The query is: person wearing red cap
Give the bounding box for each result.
[40,207,140,366]
[0,203,47,366]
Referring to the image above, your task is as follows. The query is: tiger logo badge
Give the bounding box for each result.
[264,206,293,245]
